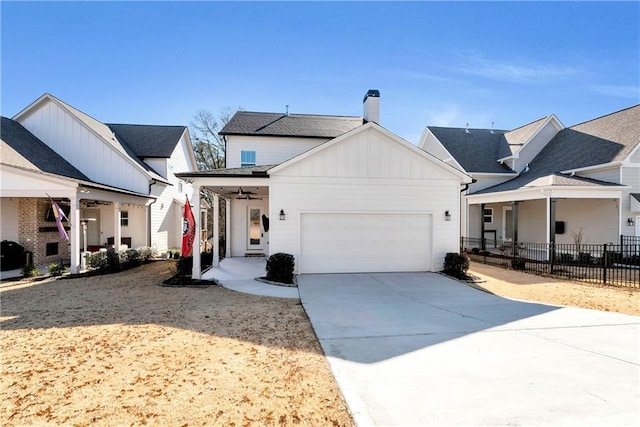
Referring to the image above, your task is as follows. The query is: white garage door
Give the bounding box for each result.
[300,213,432,274]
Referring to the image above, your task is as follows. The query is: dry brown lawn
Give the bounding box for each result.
[469,261,640,316]
[0,261,353,426]
[3,260,637,426]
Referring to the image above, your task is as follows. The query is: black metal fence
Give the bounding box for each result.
[461,236,640,288]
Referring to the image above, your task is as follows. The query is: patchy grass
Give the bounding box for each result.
[1,261,353,426]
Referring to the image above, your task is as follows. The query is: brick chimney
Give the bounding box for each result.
[363,89,380,124]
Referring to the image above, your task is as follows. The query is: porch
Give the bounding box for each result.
[202,256,299,299]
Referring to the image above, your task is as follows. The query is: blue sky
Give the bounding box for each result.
[2,1,639,143]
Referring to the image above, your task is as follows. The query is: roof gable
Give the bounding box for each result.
[426,126,514,174]
[220,111,363,138]
[269,122,471,182]
[107,124,187,158]
[1,117,89,181]
[469,105,640,195]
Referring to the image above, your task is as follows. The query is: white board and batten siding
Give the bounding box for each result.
[226,135,329,168]
[269,125,466,274]
[146,133,196,252]
[18,99,150,195]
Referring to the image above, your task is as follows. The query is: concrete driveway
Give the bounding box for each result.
[298,273,640,426]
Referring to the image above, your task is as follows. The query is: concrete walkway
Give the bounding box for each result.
[298,272,640,426]
[202,257,299,299]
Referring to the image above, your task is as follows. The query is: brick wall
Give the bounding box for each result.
[18,198,71,266]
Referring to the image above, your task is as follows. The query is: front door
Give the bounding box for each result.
[85,209,101,247]
[503,206,513,241]
[247,207,263,250]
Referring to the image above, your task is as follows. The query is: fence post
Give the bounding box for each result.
[549,242,555,274]
[602,243,608,285]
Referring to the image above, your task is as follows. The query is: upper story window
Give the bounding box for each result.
[178,181,183,193]
[121,210,129,227]
[483,208,493,224]
[241,150,256,167]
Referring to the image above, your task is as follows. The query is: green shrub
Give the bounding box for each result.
[443,253,470,279]
[121,249,141,267]
[22,264,40,277]
[48,263,67,276]
[265,253,295,284]
[88,249,120,272]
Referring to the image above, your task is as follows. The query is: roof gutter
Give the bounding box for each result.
[561,161,623,176]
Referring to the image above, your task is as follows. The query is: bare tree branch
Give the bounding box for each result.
[189,107,240,170]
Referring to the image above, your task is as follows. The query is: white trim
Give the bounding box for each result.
[497,114,564,163]
[470,172,518,177]
[269,122,473,183]
[466,185,628,205]
[561,161,623,175]
[502,206,513,241]
[181,176,268,188]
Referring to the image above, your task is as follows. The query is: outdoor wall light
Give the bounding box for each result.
[445,210,452,221]
[628,218,635,226]
[279,209,286,221]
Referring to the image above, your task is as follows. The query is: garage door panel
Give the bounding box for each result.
[300,213,432,273]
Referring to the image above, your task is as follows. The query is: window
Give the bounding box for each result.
[241,150,256,167]
[483,208,493,224]
[178,181,183,193]
[121,210,129,227]
[46,242,59,256]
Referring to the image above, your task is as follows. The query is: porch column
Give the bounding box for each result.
[511,201,519,243]
[480,203,486,250]
[113,202,121,250]
[213,194,220,267]
[548,198,557,244]
[225,198,231,258]
[191,186,202,279]
[69,195,81,273]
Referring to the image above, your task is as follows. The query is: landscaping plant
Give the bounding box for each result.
[265,252,295,284]
[443,252,470,279]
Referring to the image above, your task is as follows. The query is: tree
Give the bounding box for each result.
[189,107,239,170]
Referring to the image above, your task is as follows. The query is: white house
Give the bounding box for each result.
[177,90,472,278]
[1,94,197,274]
[419,105,640,249]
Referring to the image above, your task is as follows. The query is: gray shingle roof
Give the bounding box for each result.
[107,124,187,158]
[471,104,640,195]
[1,116,90,181]
[427,126,515,173]
[220,111,363,138]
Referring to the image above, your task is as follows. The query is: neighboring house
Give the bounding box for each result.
[177,90,472,278]
[419,105,640,249]
[1,93,197,273]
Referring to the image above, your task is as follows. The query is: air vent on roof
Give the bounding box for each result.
[490,122,495,134]
[465,123,470,134]
[285,105,289,116]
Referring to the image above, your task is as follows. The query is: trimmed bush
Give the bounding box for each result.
[22,264,40,277]
[266,253,295,284]
[443,252,470,279]
[48,263,67,276]
[511,258,526,270]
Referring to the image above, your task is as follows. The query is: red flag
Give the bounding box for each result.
[181,196,196,256]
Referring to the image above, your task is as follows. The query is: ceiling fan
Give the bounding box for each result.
[224,187,255,197]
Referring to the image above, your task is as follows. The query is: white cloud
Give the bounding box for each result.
[591,84,640,99]
[454,53,581,83]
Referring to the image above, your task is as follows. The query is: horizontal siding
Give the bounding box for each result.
[578,167,620,184]
[226,135,328,168]
[556,199,619,244]
[419,132,462,171]
[514,121,559,172]
[630,148,640,164]
[19,100,149,194]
